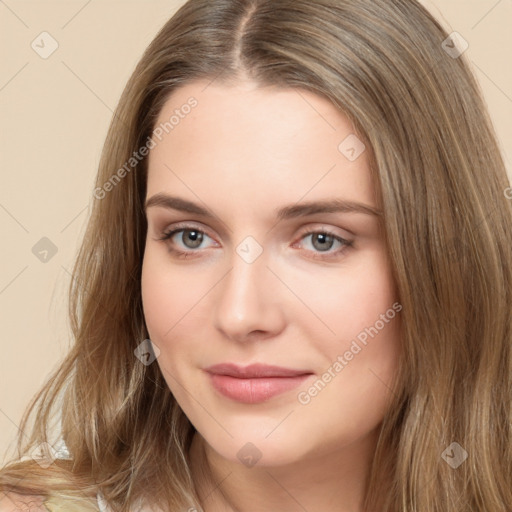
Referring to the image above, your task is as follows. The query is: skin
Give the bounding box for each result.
[141,79,402,512]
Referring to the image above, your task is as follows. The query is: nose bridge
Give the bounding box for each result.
[214,238,282,339]
[220,245,268,318]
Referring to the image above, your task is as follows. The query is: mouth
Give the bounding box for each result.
[204,363,314,404]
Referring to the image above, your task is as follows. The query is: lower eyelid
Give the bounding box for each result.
[160,229,343,245]
[160,228,352,261]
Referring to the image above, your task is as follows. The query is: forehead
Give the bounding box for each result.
[146,80,377,211]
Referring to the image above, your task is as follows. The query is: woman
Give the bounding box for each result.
[1,0,511,511]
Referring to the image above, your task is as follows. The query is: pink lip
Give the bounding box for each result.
[204,363,314,403]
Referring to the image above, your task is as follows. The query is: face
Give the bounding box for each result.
[141,80,401,468]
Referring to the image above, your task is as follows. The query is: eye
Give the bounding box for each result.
[294,229,353,260]
[157,224,353,260]
[158,225,216,259]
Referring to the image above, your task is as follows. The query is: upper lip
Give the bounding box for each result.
[204,363,313,378]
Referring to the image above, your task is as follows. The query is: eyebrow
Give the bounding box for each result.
[145,193,382,220]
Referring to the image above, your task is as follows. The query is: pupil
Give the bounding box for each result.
[314,233,332,251]
[185,230,202,248]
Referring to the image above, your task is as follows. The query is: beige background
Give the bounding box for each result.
[0,0,511,464]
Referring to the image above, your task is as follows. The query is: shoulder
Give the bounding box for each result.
[0,492,100,511]
[0,492,48,511]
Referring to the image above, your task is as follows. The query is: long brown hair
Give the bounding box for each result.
[1,0,511,510]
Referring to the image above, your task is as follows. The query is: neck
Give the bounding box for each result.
[188,427,382,512]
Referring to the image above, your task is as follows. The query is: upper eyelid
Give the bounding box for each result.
[159,223,352,247]
[157,224,354,264]
[161,223,217,243]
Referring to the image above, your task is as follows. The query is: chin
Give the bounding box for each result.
[201,427,319,469]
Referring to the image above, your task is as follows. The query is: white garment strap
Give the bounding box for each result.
[97,493,152,512]
[96,492,110,512]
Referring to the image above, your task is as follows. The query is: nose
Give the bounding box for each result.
[213,246,286,344]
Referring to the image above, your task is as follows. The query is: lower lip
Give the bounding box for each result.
[207,373,313,404]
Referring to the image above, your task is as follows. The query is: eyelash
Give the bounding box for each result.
[157,223,353,261]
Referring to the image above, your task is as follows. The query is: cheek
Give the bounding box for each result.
[140,249,214,380]
[141,257,172,338]
[295,311,401,448]
[302,249,402,408]
[141,249,203,336]
[141,256,195,395]
[300,247,399,352]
